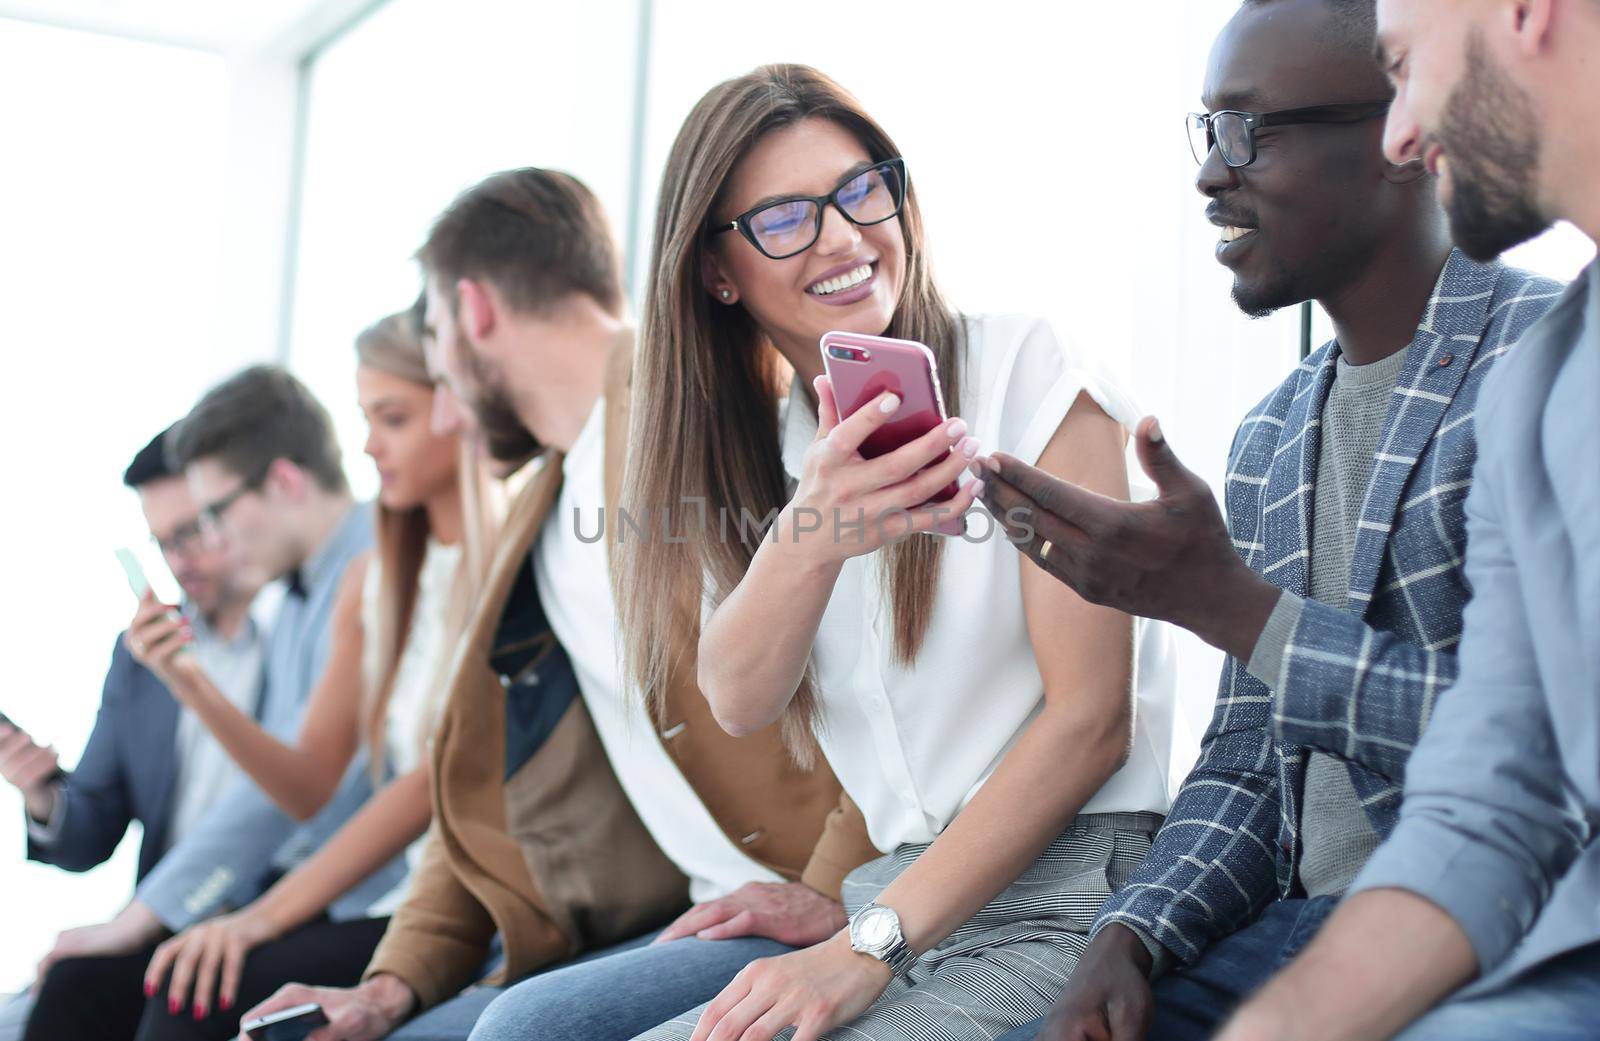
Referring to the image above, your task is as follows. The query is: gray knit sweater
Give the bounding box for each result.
[1246,344,1410,897]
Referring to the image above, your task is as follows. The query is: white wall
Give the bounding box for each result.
[285,0,641,498]
[0,18,239,989]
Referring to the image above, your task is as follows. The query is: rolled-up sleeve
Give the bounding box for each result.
[1349,462,1584,975]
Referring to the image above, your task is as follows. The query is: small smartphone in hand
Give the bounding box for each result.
[0,709,67,781]
[242,1003,329,1041]
[115,548,152,598]
[116,548,188,635]
[819,330,959,503]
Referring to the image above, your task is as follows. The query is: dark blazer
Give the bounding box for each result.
[26,634,186,881]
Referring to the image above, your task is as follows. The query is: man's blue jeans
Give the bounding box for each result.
[1392,942,1600,1041]
[461,932,791,1041]
[1001,899,1600,1041]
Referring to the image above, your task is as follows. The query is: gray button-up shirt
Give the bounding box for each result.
[136,504,404,929]
[1351,262,1600,995]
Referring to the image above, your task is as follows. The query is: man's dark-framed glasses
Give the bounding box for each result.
[709,157,907,260]
[153,518,205,558]
[199,465,271,530]
[1186,101,1391,169]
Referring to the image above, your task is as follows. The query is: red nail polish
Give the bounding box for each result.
[144,979,155,997]
[220,995,232,1012]
[169,998,181,1015]
[194,1003,206,1020]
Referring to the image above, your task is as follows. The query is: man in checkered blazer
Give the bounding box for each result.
[976,2,1568,1040]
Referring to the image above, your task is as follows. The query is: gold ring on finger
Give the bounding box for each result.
[1039,538,1055,562]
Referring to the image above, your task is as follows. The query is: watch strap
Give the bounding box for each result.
[851,902,918,977]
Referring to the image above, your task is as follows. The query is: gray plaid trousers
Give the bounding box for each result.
[634,812,1161,1041]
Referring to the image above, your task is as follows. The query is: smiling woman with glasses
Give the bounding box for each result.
[553,62,1185,1041]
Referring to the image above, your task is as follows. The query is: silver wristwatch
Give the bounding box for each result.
[848,901,917,976]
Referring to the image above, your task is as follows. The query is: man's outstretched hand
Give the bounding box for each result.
[974,417,1280,661]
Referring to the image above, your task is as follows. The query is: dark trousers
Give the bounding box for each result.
[23,916,390,1041]
[996,897,1338,1041]
[1145,896,1337,1040]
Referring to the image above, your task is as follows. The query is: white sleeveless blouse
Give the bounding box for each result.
[777,314,1184,852]
[362,538,461,916]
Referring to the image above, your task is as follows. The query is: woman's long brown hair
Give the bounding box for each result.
[355,308,498,778]
[616,64,963,761]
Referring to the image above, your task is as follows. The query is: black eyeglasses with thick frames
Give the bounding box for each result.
[709,157,908,260]
[1186,101,1391,169]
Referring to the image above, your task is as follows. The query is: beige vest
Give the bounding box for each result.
[366,331,877,1009]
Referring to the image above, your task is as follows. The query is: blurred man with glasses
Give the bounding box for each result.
[1214,0,1600,1038]
[24,367,404,1041]
[0,426,263,1040]
[982,1,1564,1038]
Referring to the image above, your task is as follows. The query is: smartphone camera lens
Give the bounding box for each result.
[858,349,871,361]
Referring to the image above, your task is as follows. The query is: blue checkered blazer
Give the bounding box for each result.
[1095,251,1566,965]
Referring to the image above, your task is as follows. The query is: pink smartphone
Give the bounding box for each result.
[819,330,958,503]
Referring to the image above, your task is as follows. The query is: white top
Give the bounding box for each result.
[363,538,462,916]
[776,314,1181,852]
[169,614,266,844]
[534,400,782,903]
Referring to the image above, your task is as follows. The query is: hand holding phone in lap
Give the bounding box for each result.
[783,330,982,559]
[242,1003,329,1041]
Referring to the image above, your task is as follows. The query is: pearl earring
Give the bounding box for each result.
[720,289,733,301]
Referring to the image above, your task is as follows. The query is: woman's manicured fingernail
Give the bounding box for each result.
[972,480,986,498]
[193,1003,206,1020]
[878,394,901,414]
[945,418,967,439]
[169,998,181,1015]
[220,995,231,1012]
[985,455,1001,474]
[1147,417,1165,443]
[144,979,155,997]
[958,437,980,459]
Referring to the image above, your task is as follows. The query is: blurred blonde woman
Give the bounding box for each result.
[126,305,497,1041]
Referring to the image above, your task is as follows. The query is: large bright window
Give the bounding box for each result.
[0,19,231,987]
[286,0,641,498]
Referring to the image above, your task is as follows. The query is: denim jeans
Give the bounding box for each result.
[464,933,792,1041]
[996,897,1339,1041]
[0,993,31,1041]
[1392,941,1600,1041]
[388,929,658,1040]
[1001,904,1600,1041]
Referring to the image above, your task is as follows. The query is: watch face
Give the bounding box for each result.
[857,907,896,949]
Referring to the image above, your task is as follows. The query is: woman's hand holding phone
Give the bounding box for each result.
[126,590,198,691]
[781,375,982,566]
